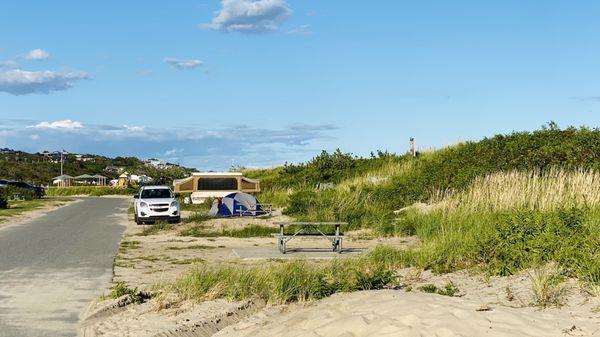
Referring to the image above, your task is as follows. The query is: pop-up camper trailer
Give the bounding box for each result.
[173,172,260,204]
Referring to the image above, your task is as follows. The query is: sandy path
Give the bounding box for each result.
[215,290,600,337]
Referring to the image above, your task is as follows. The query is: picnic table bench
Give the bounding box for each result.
[272,222,347,254]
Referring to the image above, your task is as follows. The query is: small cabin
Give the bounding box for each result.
[173,172,260,203]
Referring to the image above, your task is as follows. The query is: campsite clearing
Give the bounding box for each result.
[111,210,416,288]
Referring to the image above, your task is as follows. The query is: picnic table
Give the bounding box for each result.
[272,222,347,254]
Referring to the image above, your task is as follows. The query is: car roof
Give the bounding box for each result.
[141,185,171,190]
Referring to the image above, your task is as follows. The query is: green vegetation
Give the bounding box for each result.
[1,186,37,201]
[137,223,174,236]
[0,149,194,186]
[0,197,73,223]
[417,282,459,297]
[184,212,213,224]
[164,246,396,303]
[530,266,567,308]
[180,224,276,238]
[106,281,152,304]
[46,186,137,196]
[166,245,215,250]
[239,124,600,290]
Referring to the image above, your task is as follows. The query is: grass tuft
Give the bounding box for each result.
[106,281,152,304]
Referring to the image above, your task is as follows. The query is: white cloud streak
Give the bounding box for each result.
[164,58,204,69]
[0,69,90,95]
[28,120,84,130]
[204,0,291,33]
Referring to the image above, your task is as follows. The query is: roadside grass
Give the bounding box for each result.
[158,246,397,304]
[171,257,206,265]
[119,240,141,253]
[104,281,152,304]
[166,245,215,250]
[0,197,73,223]
[46,186,136,197]
[137,223,174,236]
[180,224,276,238]
[184,212,213,224]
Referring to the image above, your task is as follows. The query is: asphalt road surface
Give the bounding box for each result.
[0,197,129,337]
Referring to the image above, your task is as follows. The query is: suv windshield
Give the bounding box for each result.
[141,189,172,199]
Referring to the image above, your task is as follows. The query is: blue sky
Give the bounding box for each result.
[1,1,600,170]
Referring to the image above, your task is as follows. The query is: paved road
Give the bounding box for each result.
[0,197,129,337]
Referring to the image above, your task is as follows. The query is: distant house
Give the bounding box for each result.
[74,154,95,163]
[75,154,96,163]
[105,166,125,174]
[144,158,175,170]
[173,172,260,204]
[40,150,62,163]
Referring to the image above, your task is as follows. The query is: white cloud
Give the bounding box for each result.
[203,0,291,33]
[0,60,18,69]
[25,49,50,60]
[28,120,84,130]
[123,125,145,132]
[164,58,204,69]
[287,24,312,35]
[2,119,337,170]
[0,69,90,95]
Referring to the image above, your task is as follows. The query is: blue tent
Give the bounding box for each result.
[209,192,264,217]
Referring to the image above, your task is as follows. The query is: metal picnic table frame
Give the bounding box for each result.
[272,222,348,254]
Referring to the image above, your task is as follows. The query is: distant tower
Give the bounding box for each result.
[409,137,416,157]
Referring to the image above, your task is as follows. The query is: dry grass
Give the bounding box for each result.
[431,168,600,214]
[336,160,416,192]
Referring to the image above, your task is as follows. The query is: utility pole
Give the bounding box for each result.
[60,150,64,176]
[409,137,416,157]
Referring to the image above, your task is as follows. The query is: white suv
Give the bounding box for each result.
[134,186,180,225]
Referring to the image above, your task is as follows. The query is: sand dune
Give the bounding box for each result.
[215,290,600,337]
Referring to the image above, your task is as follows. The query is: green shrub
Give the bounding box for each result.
[107,281,152,304]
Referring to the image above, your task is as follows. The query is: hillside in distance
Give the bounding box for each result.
[0,149,195,185]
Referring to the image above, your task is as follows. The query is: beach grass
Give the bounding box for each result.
[160,246,398,304]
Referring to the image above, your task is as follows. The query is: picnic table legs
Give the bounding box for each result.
[332,237,342,254]
[333,224,342,253]
[278,238,287,254]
